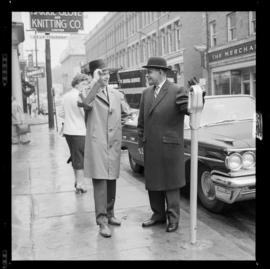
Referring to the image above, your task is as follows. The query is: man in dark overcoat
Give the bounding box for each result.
[137,56,189,232]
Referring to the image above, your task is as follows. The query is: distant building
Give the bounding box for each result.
[84,12,207,89]
[59,34,87,93]
[12,12,25,108]
[207,11,256,97]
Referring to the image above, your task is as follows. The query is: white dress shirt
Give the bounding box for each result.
[58,88,86,136]
[155,78,166,96]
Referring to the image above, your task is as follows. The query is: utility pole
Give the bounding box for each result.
[45,32,54,129]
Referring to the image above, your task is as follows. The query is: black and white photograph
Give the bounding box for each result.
[9,10,259,262]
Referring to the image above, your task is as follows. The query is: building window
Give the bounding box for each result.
[174,21,181,51]
[167,25,173,53]
[161,29,166,55]
[137,12,141,30]
[152,34,157,56]
[140,41,144,63]
[210,20,217,47]
[143,12,146,27]
[213,68,256,96]
[135,43,138,65]
[147,37,151,57]
[242,69,250,95]
[144,39,149,60]
[150,12,154,22]
[122,50,124,67]
[132,13,136,34]
[231,70,241,95]
[249,11,256,35]
[142,39,148,61]
[214,71,230,95]
[132,45,136,66]
[227,12,236,41]
[147,12,150,25]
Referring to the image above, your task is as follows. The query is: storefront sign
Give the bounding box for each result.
[118,69,177,89]
[119,70,146,89]
[30,12,84,33]
[208,40,256,63]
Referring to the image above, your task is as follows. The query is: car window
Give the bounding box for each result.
[200,96,255,126]
[124,96,255,129]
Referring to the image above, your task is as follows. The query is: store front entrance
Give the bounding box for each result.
[213,66,256,97]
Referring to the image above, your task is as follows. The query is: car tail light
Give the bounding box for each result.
[225,153,242,171]
[242,151,255,169]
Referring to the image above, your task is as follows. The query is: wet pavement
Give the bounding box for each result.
[12,123,256,260]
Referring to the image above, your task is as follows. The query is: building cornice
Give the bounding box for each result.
[208,35,256,53]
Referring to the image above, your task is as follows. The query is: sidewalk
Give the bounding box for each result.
[24,113,48,125]
[12,124,255,260]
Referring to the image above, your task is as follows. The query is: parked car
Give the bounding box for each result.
[122,95,256,213]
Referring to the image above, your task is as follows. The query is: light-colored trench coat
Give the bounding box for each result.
[81,81,130,180]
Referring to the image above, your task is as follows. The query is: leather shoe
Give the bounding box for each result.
[108,216,121,226]
[99,223,111,238]
[142,218,166,227]
[166,223,179,232]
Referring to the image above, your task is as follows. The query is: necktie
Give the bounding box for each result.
[154,86,160,99]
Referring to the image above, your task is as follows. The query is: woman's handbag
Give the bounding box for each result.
[16,123,30,135]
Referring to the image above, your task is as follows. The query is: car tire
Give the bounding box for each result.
[128,152,143,173]
[197,165,227,213]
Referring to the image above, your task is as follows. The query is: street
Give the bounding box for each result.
[11,123,255,260]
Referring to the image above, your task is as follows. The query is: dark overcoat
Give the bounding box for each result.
[137,80,189,191]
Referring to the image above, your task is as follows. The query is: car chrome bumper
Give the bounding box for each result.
[211,171,256,204]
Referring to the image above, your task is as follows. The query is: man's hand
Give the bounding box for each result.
[138,147,144,155]
[93,68,103,83]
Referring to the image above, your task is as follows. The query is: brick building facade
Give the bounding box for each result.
[207,11,256,96]
[84,12,207,89]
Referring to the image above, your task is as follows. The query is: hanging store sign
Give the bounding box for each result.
[26,67,45,78]
[30,34,68,39]
[208,40,256,63]
[30,12,84,33]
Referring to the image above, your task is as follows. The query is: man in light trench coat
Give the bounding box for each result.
[137,56,189,233]
[79,59,131,238]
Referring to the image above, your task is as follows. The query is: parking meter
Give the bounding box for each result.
[188,84,205,244]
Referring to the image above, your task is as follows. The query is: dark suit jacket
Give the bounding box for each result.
[137,79,189,191]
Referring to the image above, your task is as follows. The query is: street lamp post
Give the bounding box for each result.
[26,29,41,114]
[34,29,41,114]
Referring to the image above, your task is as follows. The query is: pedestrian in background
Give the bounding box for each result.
[137,56,189,233]
[12,95,30,145]
[58,73,89,194]
[79,59,131,238]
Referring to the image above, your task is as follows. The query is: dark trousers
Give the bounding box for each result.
[148,189,180,224]
[92,179,116,225]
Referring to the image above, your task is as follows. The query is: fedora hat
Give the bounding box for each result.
[89,59,109,76]
[142,56,171,70]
